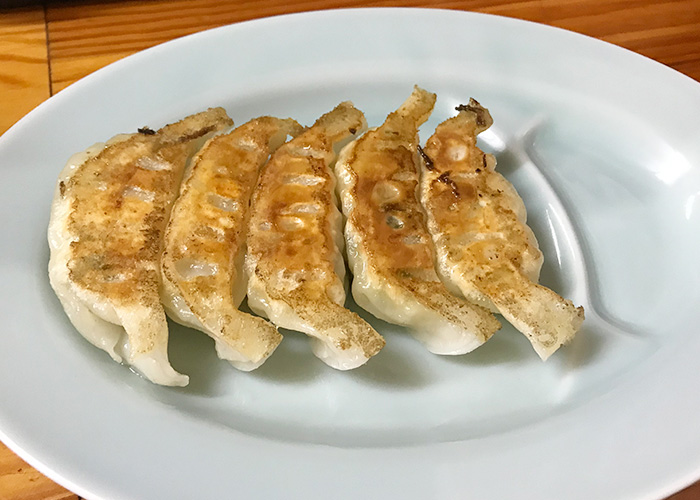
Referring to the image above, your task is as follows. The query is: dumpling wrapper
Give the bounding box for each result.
[335,86,501,355]
[246,102,385,370]
[48,108,233,386]
[161,116,302,370]
[419,99,584,360]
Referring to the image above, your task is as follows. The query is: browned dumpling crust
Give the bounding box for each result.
[246,102,385,370]
[335,86,500,355]
[161,117,302,371]
[419,99,584,360]
[49,108,232,385]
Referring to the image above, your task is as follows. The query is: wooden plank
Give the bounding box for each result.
[670,483,700,500]
[0,446,78,500]
[46,0,351,92]
[47,0,700,91]
[0,7,51,134]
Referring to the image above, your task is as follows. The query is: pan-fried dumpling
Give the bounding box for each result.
[334,87,501,354]
[161,116,302,370]
[48,108,233,385]
[418,99,584,359]
[246,102,385,370]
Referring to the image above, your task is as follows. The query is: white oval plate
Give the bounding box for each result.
[1,8,699,500]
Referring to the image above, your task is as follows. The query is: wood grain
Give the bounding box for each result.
[0,1,699,499]
[0,7,51,132]
[0,447,78,500]
[45,0,700,92]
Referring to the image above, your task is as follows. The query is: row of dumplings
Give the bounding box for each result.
[48,86,583,386]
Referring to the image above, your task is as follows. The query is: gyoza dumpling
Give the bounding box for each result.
[334,87,501,354]
[246,102,385,370]
[161,117,302,370]
[48,108,232,386]
[419,99,584,360]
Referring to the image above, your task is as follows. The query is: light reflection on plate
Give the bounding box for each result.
[0,8,699,500]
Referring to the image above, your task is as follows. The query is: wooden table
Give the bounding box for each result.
[1,1,699,498]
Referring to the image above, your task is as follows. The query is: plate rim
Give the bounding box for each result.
[1,7,699,500]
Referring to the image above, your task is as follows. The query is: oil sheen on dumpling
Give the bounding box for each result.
[48,108,233,386]
[161,117,302,371]
[419,99,584,360]
[334,87,501,355]
[246,102,385,370]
